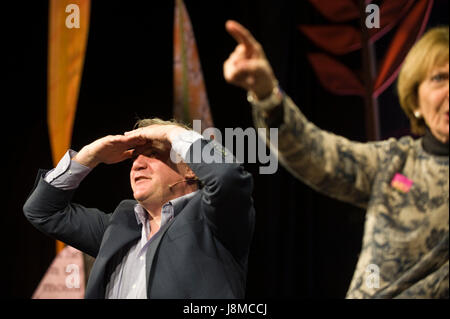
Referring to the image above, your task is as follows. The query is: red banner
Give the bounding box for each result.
[173,0,214,131]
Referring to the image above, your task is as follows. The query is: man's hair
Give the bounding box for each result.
[134,117,191,130]
[397,26,449,135]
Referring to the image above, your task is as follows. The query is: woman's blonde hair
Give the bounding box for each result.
[397,26,449,135]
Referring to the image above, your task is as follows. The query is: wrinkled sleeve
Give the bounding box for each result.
[253,94,390,209]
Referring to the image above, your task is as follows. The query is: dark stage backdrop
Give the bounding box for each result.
[3,0,448,298]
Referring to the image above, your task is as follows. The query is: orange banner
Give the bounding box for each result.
[47,0,90,253]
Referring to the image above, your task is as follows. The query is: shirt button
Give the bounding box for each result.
[132,284,136,289]
[140,256,144,261]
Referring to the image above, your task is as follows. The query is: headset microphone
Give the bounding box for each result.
[168,177,199,190]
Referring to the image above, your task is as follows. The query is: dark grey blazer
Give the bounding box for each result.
[23,139,255,298]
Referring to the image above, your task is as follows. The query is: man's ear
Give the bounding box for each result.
[183,166,197,180]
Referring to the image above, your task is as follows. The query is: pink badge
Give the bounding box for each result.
[390,173,413,193]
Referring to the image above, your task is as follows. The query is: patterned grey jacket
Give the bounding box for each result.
[253,95,449,298]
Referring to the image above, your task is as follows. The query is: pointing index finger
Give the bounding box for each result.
[226,20,259,52]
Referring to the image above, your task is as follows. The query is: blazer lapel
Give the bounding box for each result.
[86,200,141,298]
[145,217,175,295]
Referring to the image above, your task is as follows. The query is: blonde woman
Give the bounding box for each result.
[224,21,448,298]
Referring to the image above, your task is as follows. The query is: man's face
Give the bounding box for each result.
[129,141,189,207]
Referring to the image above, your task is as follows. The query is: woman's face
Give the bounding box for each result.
[417,62,449,143]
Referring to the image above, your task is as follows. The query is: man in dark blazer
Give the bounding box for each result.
[23,119,255,299]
